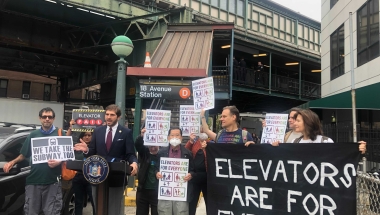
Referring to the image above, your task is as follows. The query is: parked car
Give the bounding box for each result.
[0,131,76,215]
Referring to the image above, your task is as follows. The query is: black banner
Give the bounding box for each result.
[206,143,360,215]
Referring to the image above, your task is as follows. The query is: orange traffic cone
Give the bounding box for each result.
[144,52,152,68]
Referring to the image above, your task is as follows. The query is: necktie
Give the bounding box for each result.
[106,127,112,152]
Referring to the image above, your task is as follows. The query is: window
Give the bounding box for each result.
[229,0,235,14]
[357,0,379,67]
[330,0,339,9]
[237,0,244,16]
[0,137,27,164]
[220,0,227,10]
[210,0,218,7]
[330,24,345,80]
[0,79,7,97]
[44,84,51,101]
[22,81,31,96]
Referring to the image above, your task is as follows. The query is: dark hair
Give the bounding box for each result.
[289,108,302,119]
[294,109,323,141]
[105,104,121,117]
[290,107,302,113]
[223,106,240,124]
[77,132,92,143]
[168,127,183,136]
[39,107,55,118]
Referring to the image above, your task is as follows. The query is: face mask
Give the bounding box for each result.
[169,138,181,147]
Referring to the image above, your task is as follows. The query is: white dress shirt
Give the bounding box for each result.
[105,123,119,143]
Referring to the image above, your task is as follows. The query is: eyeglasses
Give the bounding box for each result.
[40,116,54,119]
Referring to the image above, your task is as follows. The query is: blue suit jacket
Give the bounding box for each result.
[86,124,137,186]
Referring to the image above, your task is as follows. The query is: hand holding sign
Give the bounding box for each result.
[359,141,366,154]
[140,128,147,137]
[183,173,192,182]
[244,141,255,147]
[156,172,163,179]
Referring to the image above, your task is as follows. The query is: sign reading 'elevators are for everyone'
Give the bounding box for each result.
[179,105,201,137]
[158,157,189,202]
[261,113,288,144]
[31,136,75,164]
[144,109,171,147]
[192,77,214,110]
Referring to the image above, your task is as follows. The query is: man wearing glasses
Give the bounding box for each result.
[3,107,65,215]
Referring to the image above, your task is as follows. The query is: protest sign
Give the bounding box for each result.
[158,157,189,201]
[261,113,288,144]
[31,136,75,164]
[144,109,171,146]
[192,77,214,110]
[206,143,360,215]
[180,105,201,136]
[72,109,105,132]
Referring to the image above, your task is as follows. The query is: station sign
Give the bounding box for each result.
[140,85,192,100]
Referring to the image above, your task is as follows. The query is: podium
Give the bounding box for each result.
[66,160,132,215]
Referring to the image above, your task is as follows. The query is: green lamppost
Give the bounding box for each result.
[111,36,134,126]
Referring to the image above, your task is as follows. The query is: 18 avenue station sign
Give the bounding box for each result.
[140,85,192,100]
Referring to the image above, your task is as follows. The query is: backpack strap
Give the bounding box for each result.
[58,128,62,136]
[242,130,248,143]
[293,135,303,143]
[215,130,223,143]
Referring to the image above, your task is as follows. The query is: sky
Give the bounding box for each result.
[270,0,321,22]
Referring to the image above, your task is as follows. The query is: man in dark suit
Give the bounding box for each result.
[74,104,138,215]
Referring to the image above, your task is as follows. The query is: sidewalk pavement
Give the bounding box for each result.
[124,189,207,215]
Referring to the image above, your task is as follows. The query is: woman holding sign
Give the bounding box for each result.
[286,109,366,153]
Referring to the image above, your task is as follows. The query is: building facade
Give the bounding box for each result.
[0,70,85,101]
[317,0,380,133]
[321,0,379,97]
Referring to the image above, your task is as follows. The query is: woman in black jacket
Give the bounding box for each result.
[135,128,159,215]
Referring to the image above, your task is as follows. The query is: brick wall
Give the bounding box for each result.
[0,70,80,101]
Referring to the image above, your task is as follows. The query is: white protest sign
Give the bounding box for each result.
[180,105,201,136]
[192,77,214,110]
[31,136,75,164]
[144,109,171,146]
[261,113,288,144]
[158,157,189,202]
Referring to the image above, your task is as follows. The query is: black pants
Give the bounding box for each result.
[136,188,158,215]
[189,172,207,215]
[72,174,95,215]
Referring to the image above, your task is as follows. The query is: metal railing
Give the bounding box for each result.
[357,172,380,214]
[322,123,380,172]
[212,66,230,92]
[212,66,321,98]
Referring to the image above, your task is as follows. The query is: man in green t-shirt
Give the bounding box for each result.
[3,107,65,215]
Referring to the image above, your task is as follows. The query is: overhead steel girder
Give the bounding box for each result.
[66,8,184,52]
[0,11,111,61]
[59,0,157,24]
[66,6,185,33]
